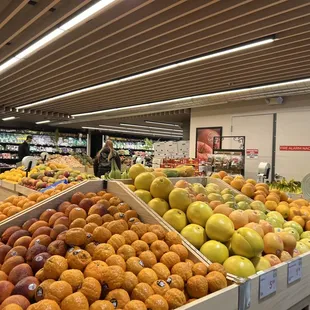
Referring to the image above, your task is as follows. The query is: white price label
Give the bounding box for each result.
[259,269,277,300]
[288,258,302,284]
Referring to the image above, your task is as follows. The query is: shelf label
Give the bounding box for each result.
[288,258,302,284]
[259,269,277,300]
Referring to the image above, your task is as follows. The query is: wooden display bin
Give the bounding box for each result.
[0,179,239,310]
[1,180,17,191]
[15,184,37,196]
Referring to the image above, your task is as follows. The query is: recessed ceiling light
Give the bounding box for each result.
[35,120,51,124]
[145,121,181,127]
[16,36,274,111]
[119,123,183,132]
[2,116,16,121]
[71,76,310,117]
[0,0,118,74]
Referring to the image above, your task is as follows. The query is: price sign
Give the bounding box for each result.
[259,269,277,300]
[288,258,302,284]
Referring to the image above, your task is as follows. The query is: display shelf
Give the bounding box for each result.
[15,184,37,196]
[1,180,17,191]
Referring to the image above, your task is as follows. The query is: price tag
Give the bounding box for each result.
[288,258,302,284]
[259,269,277,300]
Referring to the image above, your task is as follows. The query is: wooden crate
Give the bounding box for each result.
[15,184,37,196]
[0,179,239,310]
[1,180,17,191]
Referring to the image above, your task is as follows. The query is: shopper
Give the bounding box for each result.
[93,140,121,177]
[18,135,32,161]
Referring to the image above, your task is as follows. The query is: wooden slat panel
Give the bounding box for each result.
[0,0,28,29]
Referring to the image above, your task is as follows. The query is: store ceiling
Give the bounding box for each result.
[0,0,310,129]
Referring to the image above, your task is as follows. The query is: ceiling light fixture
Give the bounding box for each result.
[0,0,118,74]
[16,36,274,111]
[35,120,51,124]
[145,121,181,127]
[71,76,310,117]
[2,116,16,121]
[99,124,183,135]
[82,127,183,138]
[119,123,183,132]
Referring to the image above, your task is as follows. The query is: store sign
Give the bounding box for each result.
[280,145,310,151]
[287,258,302,284]
[246,149,259,159]
[259,269,277,300]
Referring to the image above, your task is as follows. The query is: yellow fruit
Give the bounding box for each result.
[134,172,156,191]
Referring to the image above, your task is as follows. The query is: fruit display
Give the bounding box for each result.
[269,178,302,194]
[128,169,310,278]
[47,155,85,168]
[0,167,26,183]
[0,182,77,223]
[71,153,93,167]
[0,188,229,310]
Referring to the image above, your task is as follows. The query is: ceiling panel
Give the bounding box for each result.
[0,0,309,129]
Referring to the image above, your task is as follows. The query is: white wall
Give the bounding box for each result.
[190,94,310,180]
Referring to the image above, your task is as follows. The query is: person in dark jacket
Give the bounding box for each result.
[93,140,121,178]
[18,135,32,161]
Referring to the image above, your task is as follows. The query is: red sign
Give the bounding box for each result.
[246,149,259,159]
[280,146,310,151]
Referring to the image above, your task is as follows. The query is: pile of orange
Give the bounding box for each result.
[0,190,228,310]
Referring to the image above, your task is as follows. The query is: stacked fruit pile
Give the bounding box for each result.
[0,183,77,223]
[128,169,310,278]
[0,190,229,310]
[47,156,84,168]
[0,168,26,183]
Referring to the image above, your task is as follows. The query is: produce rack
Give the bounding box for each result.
[0,179,239,310]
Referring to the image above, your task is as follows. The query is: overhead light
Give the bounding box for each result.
[82,127,183,138]
[119,123,183,132]
[2,116,16,121]
[0,0,118,74]
[16,36,274,111]
[59,0,117,31]
[145,121,181,127]
[99,124,183,135]
[36,120,51,124]
[71,76,310,117]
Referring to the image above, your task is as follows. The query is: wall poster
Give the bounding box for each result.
[195,127,222,161]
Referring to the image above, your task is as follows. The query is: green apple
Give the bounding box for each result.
[181,224,207,249]
[200,240,229,264]
[231,227,264,258]
[148,198,170,217]
[283,221,303,235]
[205,214,234,242]
[186,201,213,227]
[163,209,187,232]
[251,257,271,272]
[223,255,256,278]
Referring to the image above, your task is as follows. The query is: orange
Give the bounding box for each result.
[67,249,92,270]
[43,255,68,279]
[86,214,102,226]
[70,218,87,229]
[28,300,60,310]
[151,280,170,296]
[121,271,138,293]
[170,244,189,261]
[141,232,158,245]
[60,269,84,291]
[186,275,208,298]
[160,252,181,269]
[117,244,136,261]
[150,240,169,260]
[121,230,139,245]
[69,207,87,222]
[124,300,147,310]
[90,301,114,310]
[130,222,148,238]
[208,263,227,276]
[192,262,208,276]
[292,216,305,228]
[147,225,166,240]
[131,240,149,256]
[93,227,111,243]
[139,251,157,268]
[166,274,184,290]
[84,260,108,282]
[205,271,228,292]
[2,305,23,310]
[164,231,182,247]
[65,228,87,246]
[37,194,50,203]
[44,280,73,303]
[137,268,158,285]
[28,193,42,202]
[105,289,130,309]
[131,283,154,302]
[164,288,186,309]
[171,262,193,281]
[7,206,22,217]
[78,277,101,304]
[152,263,170,280]
[126,257,145,275]
[265,201,277,211]
[61,292,89,310]
[276,204,290,219]
[101,265,125,289]
[107,219,128,234]
[145,294,169,310]
[93,243,115,261]
[107,234,126,250]
[106,254,126,271]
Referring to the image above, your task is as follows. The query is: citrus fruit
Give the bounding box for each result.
[200,240,229,264]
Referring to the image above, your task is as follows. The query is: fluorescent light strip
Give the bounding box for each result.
[16,37,274,111]
[2,116,16,121]
[72,76,310,117]
[0,0,118,73]
[83,127,183,138]
[35,120,51,124]
[99,124,183,136]
[145,120,181,127]
[119,123,183,132]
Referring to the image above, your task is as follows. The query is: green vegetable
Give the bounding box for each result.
[121,169,129,179]
[109,159,122,179]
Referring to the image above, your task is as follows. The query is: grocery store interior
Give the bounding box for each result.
[0,1,310,309]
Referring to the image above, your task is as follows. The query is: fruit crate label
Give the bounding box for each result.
[287,258,302,284]
[259,269,277,300]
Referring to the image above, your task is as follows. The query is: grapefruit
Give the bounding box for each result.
[205,214,234,242]
[200,240,229,264]
[223,256,256,278]
[163,209,187,232]
[251,256,271,272]
[135,190,152,204]
[150,177,174,201]
[148,198,170,216]
[186,201,213,227]
[169,188,192,212]
[181,224,207,249]
[129,164,146,180]
[134,172,155,191]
